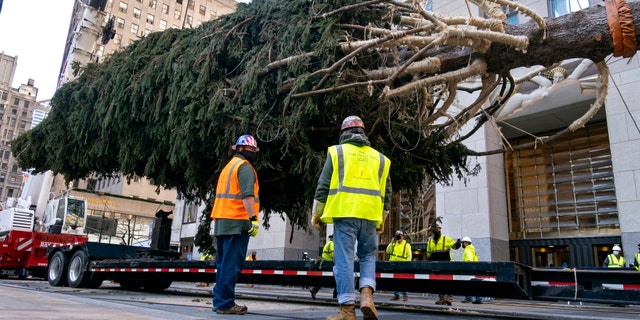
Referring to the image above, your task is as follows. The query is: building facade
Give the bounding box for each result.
[0,53,39,201]
[432,0,640,268]
[9,0,237,248]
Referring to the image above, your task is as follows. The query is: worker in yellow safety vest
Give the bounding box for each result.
[633,243,640,271]
[386,230,411,302]
[310,235,337,300]
[311,115,391,320]
[603,245,626,268]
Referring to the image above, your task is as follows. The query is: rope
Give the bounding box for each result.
[572,267,578,301]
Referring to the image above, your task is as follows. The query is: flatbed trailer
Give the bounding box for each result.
[47,241,640,305]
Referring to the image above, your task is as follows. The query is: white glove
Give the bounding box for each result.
[311,200,325,231]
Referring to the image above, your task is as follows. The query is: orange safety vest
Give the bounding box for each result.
[210,156,259,220]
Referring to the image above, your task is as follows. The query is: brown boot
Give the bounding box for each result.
[326,304,356,320]
[359,287,378,320]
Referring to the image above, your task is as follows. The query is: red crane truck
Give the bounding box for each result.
[0,195,89,279]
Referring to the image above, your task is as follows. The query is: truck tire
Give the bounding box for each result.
[68,250,91,288]
[86,275,104,289]
[48,251,69,287]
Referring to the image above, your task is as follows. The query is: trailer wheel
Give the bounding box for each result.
[68,250,91,288]
[48,251,69,287]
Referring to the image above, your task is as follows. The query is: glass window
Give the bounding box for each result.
[22,101,29,108]
[131,23,139,34]
[116,17,125,29]
[162,4,169,14]
[505,122,618,239]
[114,34,122,45]
[1,92,6,100]
[159,19,167,30]
[549,0,591,17]
[182,201,199,224]
[146,13,154,24]
[149,0,156,9]
[144,29,151,36]
[174,8,181,19]
[119,1,128,13]
[186,15,193,26]
[133,7,141,19]
[199,5,206,15]
[505,6,518,25]
[421,0,432,11]
[13,98,19,106]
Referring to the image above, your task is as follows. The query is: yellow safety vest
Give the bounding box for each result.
[322,241,334,261]
[387,240,412,262]
[210,156,260,220]
[321,144,391,228]
[634,253,640,271]
[462,244,479,262]
[606,254,626,268]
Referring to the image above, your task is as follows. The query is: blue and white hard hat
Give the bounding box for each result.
[232,134,259,151]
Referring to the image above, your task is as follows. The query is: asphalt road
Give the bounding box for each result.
[1,279,638,319]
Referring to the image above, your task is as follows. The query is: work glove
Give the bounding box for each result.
[248,221,259,237]
[311,200,325,231]
[377,210,389,235]
[454,238,462,249]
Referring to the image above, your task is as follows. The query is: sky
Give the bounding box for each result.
[0,0,77,102]
[0,0,251,102]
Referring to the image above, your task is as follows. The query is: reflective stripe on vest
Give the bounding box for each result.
[607,254,624,268]
[328,145,387,199]
[210,157,259,220]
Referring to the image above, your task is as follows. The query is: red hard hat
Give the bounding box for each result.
[341,115,365,131]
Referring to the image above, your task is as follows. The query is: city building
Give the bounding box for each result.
[0,53,38,201]
[14,0,240,249]
[429,0,640,268]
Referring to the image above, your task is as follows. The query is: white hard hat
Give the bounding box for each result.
[612,245,621,251]
[462,237,472,243]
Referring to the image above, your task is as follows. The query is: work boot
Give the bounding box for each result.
[435,298,446,305]
[359,287,378,320]
[310,287,320,300]
[326,304,356,320]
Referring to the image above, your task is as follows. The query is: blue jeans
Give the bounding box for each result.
[394,291,408,298]
[213,233,250,310]
[333,218,378,305]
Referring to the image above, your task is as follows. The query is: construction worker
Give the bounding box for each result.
[387,230,411,302]
[603,245,626,268]
[245,250,258,288]
[246,251,258,261]
[426,224,461,305]
[210,134,261,315]
[197,253,214,287]
[310,235,337,299]
[460,237,483,304]
[312,115,391,320]
[633,243,640,271]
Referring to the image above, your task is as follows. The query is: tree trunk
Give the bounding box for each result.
[437,2,640,74]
